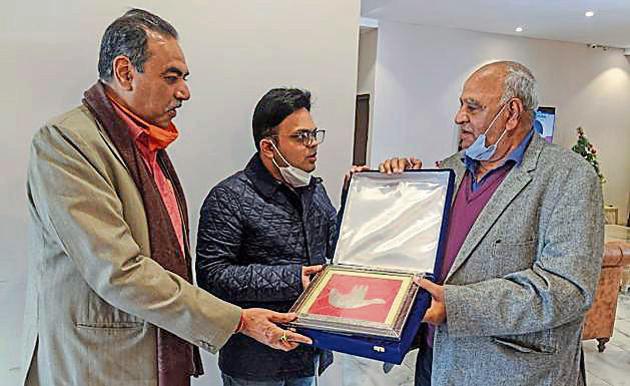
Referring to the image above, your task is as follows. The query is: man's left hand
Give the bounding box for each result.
[301,265,323,289]
[414,277,446,326]
[343,165,370,190]
[379,157,422,174]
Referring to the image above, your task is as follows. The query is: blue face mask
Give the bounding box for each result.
[464,103,509,161]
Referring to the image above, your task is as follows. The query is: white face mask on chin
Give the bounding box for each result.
[268,141,313,188]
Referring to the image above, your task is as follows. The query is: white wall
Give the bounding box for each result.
[358,29,378,95]
[370,20,630,222]
[0,1,360,385]
[357,28,378,164]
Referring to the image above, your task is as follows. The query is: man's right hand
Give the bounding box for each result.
[378,157,422,174]
[239,308,312,351]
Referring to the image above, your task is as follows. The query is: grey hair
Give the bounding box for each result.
[498,61,539,118]
[98,9,178,82]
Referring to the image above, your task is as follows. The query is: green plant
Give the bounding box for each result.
[572,127,605,184]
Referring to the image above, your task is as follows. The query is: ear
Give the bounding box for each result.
[112,55,134,91]
[505,98,524,131]
[259,138,275,159]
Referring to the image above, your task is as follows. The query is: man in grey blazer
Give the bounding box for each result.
[23,9,309,386]
[380,61,604,385]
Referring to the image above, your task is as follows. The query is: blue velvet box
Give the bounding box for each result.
[289,170,455,364]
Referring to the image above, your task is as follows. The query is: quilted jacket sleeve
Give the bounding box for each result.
[196,185,303,303]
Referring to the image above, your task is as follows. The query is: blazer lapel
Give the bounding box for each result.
[96,123,130,173]
[452,158,466,194]
[440,151,467,196]
[445,134,544,282]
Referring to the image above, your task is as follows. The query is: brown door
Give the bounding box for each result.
[353,94,370,166]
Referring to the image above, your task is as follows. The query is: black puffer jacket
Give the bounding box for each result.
[196,154,338,381]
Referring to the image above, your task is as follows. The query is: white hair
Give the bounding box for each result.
[498,61,539,118]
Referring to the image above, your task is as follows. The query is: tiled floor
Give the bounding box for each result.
[584,292,630,386]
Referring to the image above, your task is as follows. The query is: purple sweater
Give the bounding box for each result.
[438,166,513,282]
[426,165,513,348]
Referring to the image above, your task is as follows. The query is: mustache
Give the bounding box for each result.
[165,102,182,112]
[458,124,473,134]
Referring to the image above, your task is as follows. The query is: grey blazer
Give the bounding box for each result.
[22,105,242,386]
[432,133,604,386]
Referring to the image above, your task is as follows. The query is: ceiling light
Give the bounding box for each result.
[515,27,524,32]
[585,11,595,17]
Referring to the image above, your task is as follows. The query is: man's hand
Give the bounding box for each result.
[343,165,370,190]
[239,308,312,351]
[301,265,323,289]
[378,157,422,174]
[414,277,446,326]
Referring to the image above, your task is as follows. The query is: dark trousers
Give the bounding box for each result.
[414,343,433,386]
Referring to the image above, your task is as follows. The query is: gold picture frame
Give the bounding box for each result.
[289,265,419,340]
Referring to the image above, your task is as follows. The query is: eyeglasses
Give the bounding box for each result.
[271,129,326,146]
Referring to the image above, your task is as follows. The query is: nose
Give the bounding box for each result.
[175,82,190,101]
[454,106,468,125]
[309,132,324,148]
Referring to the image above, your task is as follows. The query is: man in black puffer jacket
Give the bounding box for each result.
[196,88,338,386]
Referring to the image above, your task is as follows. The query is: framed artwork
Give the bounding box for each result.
[290,265,418,339]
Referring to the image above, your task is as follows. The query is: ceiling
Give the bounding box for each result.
[361,0,630,49]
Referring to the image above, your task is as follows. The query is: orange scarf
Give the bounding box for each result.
[108,95,179,152]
